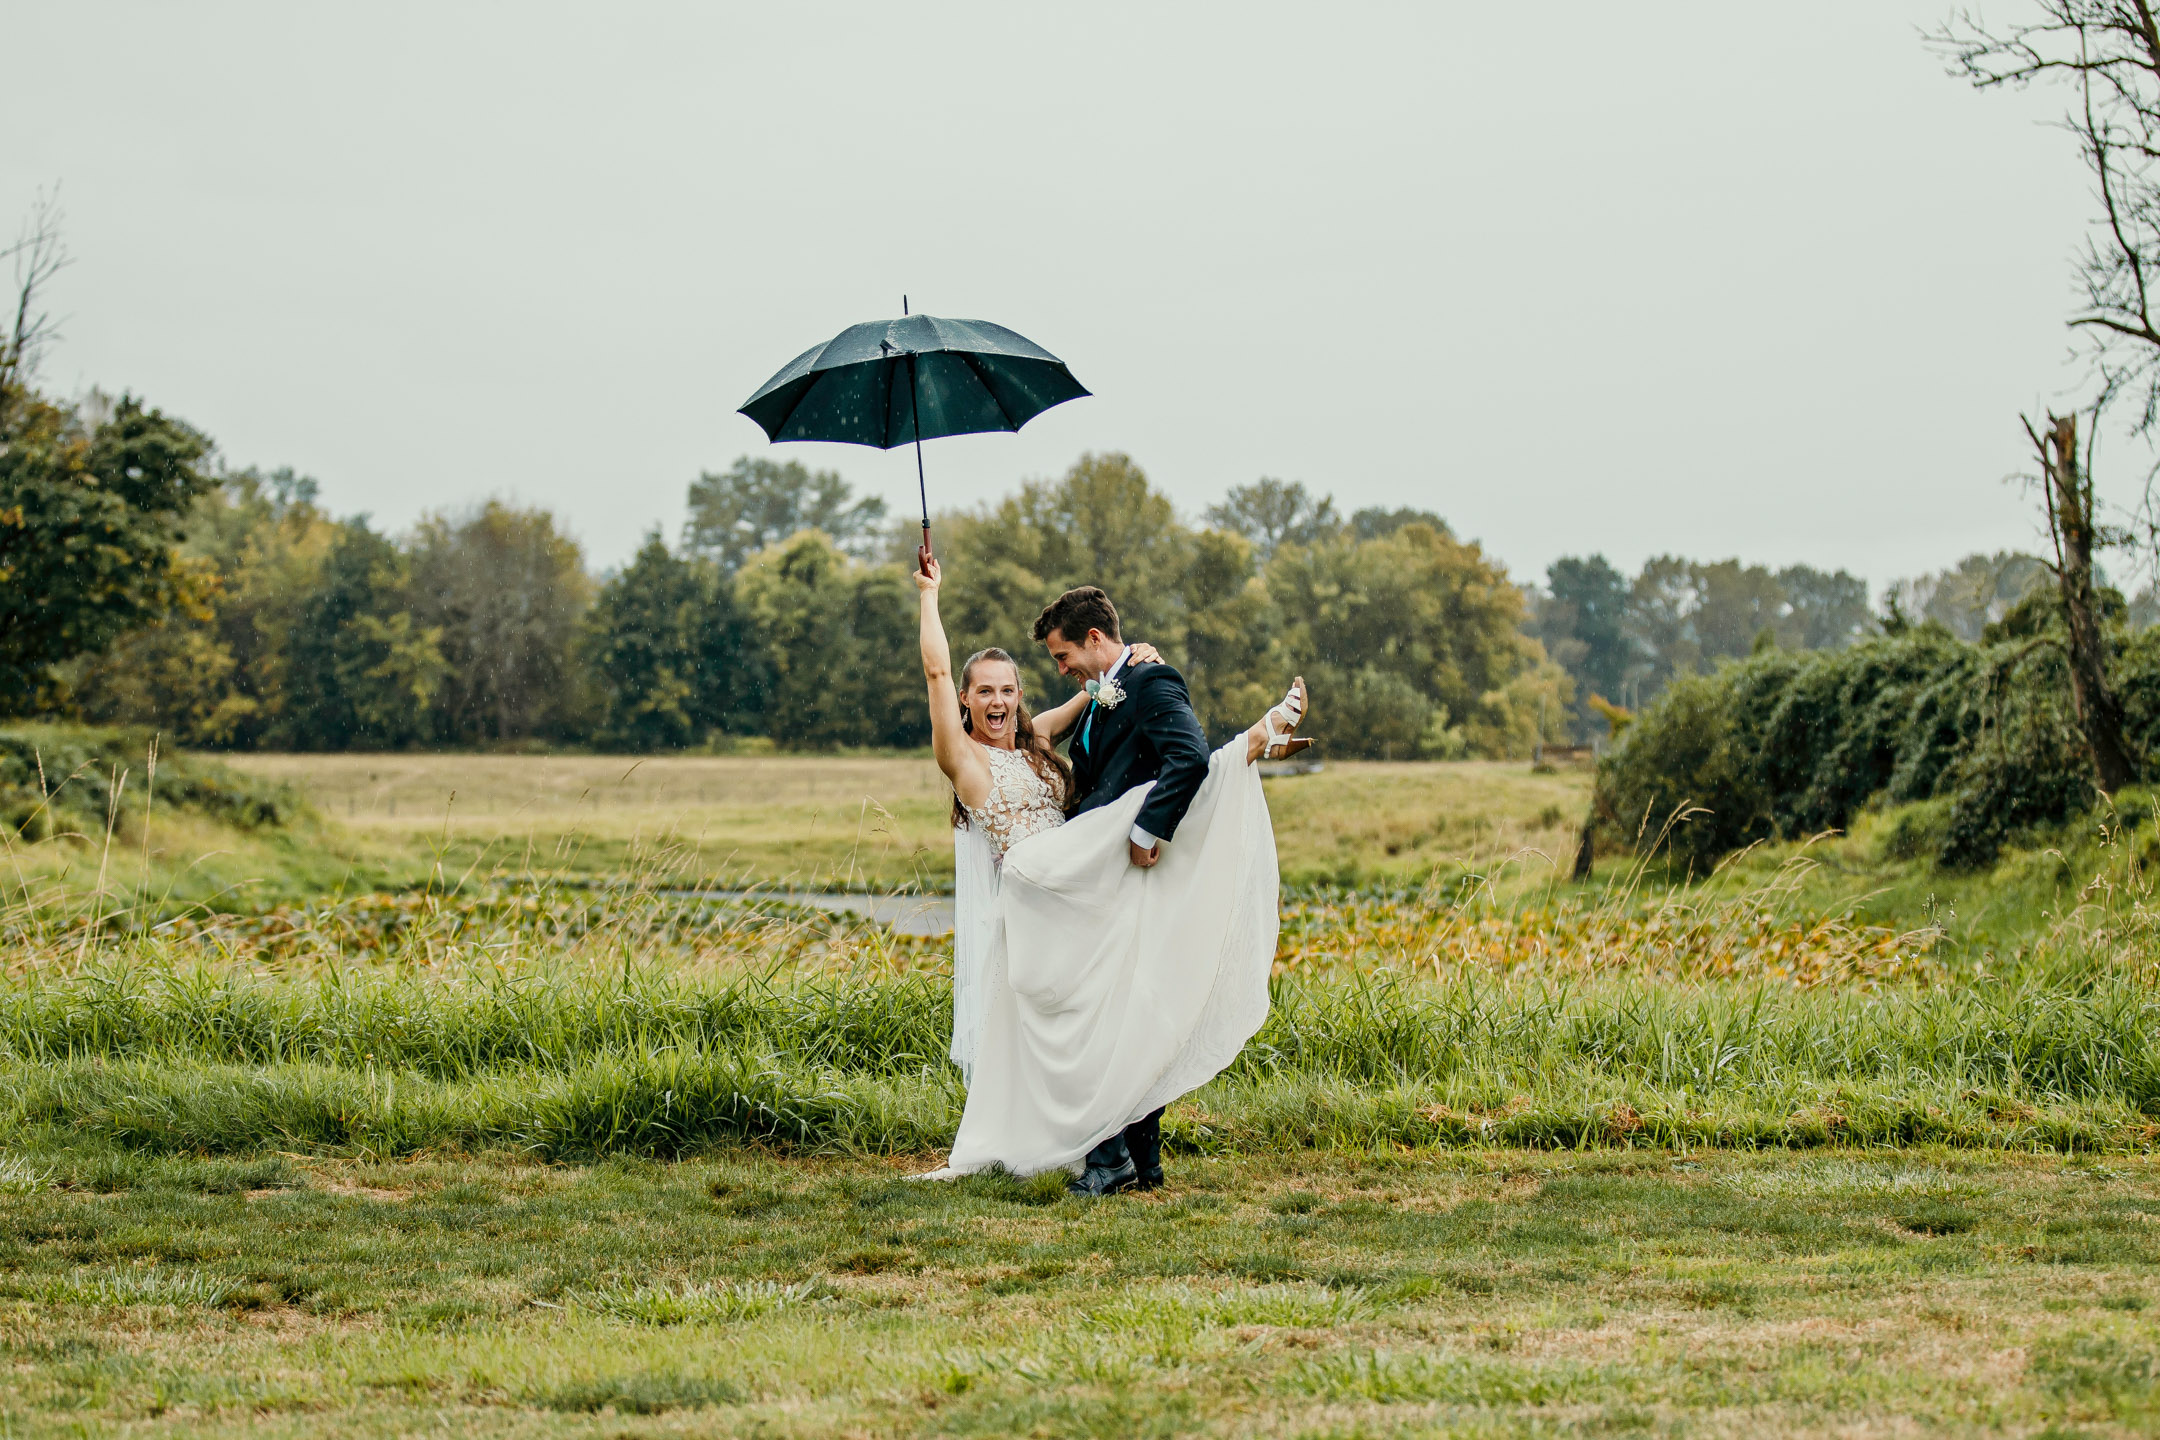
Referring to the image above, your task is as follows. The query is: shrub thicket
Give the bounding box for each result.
[1595,613,2160,871]
[0,725,304,843]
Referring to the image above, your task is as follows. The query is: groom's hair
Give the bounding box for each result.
[1032,586,1121,645]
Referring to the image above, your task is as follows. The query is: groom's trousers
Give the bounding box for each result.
[1123,1107,1165,1186]
[1080,1114,1166,1191]
[1081,1107,1164,1186]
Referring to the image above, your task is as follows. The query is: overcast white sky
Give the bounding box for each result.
[0,2,2124,588]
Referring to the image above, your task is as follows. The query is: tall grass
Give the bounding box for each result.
[1,952,2153,1159]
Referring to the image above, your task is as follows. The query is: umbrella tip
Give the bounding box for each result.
[902,294,908,315]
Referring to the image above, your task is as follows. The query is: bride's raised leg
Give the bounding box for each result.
[1245,676,1311,764]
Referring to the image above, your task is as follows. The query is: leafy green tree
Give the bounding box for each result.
[935,452,1200,705]
[65,589,244,744]
[1268,522,1569,758]
[1886,552,2050,642]
[1532,555,1632,736]
[684,456,888,574]
[1204,478,1341,561]
[276,521,445,749]
[1688,560,1788,661]
[0,391,216,712]
[1323,667,1446,762]
[68,467,344,746]
[1617,556,1871,708]
[692,567,767,741]
[1622,555,1702,700]
[1349,506,1451,541]
[1773,565,1872,650]
[585,530,761,752]
[941,460,1566,757]
[1179,528,1284,745]
[588,532,702,750]
[409,501,594,744]
[732,531,923,750]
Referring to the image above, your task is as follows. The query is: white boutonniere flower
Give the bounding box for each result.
[1087,676,1126,709]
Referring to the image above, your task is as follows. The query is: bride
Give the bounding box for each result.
[915,555,1308,1189]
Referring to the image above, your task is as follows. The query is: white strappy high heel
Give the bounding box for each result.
[1261,676,1312,760]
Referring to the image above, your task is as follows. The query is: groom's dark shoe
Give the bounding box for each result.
[1123,1109,1165,1191]
[1069,1134,1137,1196]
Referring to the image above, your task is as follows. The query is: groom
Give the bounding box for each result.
[1032,584,1211,1195]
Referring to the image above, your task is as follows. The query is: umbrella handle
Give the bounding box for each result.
[918,523,934,576]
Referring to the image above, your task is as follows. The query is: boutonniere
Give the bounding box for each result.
[1086,676,1126,709]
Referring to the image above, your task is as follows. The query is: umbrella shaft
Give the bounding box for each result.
[906,354,930,529]
[914,434,928,529]
[907,353,932,569]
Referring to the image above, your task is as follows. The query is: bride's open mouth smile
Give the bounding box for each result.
[978,704,1013,740]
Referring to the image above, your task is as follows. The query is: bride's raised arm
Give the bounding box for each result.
[917,557,993,811]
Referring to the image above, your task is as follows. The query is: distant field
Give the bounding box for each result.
[222,753,1595,891]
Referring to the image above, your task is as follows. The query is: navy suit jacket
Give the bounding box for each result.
[1065,660,1210,842]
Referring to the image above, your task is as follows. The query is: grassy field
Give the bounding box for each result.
[213,752,1596,894]
[3,1144,2156,1437]
[0,916,2153,1438]
[7,735,2160,1435]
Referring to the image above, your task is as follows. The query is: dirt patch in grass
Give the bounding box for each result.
[306,1179,412,1202]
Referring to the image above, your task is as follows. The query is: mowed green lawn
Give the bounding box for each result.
[2,1145,2155,1437]
[221,753,1595,891]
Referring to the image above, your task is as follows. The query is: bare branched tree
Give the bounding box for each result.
[1935,7,2160,424]
[1936,10,2152,784]
[2026,406,2139,788]
[0,186,71,420]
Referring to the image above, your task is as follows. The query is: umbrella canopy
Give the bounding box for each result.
[739,313,1089,449]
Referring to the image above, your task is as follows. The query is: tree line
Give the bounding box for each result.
[4,345,2076,764]
[12,392,2056,764]
[13,440,1579,759]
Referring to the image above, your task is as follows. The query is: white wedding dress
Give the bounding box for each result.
[932,739,1278,1178]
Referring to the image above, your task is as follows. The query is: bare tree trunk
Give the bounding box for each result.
[2030,410,2137,792]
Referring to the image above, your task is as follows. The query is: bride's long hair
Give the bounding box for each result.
[952,647,1073,828]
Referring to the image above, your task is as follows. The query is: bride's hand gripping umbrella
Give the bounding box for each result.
[737,301,1090,573]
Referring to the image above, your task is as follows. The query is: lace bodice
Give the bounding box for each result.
[961,744,1066,861]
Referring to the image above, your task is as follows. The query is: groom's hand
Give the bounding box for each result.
[1129,840,1160,868]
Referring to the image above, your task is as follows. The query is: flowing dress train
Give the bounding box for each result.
[939,739,1277,1177]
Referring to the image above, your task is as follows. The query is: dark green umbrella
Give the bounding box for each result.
[739,303,1088,564]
